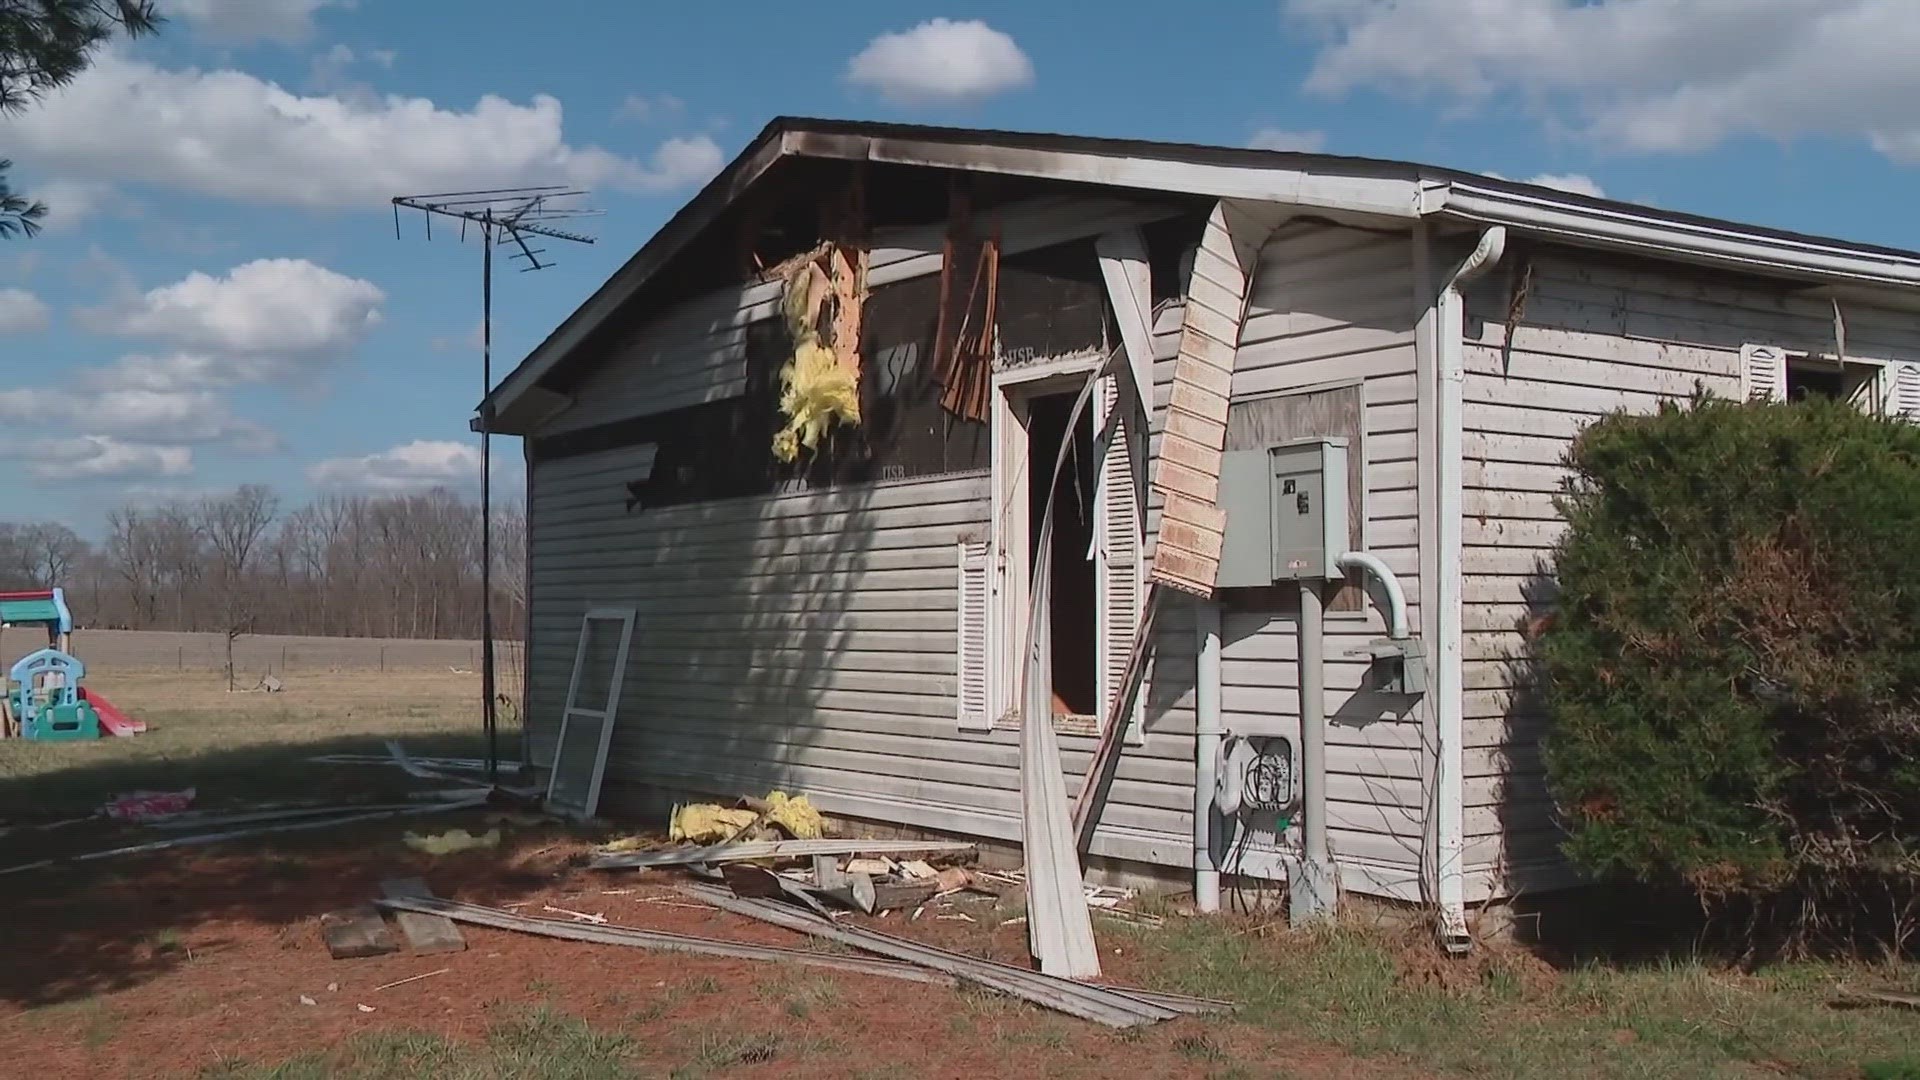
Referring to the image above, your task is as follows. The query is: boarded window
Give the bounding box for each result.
[993,240,1109,367]
[1222,382,1366,611]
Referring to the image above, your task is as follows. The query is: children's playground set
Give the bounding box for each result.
[0,588,145,741]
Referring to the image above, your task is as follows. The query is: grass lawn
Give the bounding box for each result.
[2,662,1917,1079]
[0,667,514,819]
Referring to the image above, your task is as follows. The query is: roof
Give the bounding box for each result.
[485,116,1920,422]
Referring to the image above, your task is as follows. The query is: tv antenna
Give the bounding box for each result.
[391,184,599,784]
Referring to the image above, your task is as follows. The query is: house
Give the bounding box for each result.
[485,118,1920,940]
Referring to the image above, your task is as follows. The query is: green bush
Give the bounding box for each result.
[1539,393,1920,918]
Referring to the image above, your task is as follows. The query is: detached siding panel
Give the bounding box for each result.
[1459,251,1920,899]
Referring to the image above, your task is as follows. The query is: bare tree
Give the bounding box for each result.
[105,507,162,627]
[0,523,33,590]
[11,482,528,646]
[200,484,278,690]
[19,522,85,587]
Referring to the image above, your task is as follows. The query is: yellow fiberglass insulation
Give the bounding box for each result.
[772,259,859,462]
[773,341,859,463]
[667,791,826,842]
[760,790,825,839]
[669,803,761,843]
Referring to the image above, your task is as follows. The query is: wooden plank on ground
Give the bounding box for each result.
[380,877,468,955]
[320,904,399,959]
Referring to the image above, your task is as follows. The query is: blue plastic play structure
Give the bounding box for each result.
[8,648,99,740]
[1,586,144,740]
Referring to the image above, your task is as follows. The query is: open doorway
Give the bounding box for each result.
[1025,391,1099,719]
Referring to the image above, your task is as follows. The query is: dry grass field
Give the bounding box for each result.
[0,630,521,820]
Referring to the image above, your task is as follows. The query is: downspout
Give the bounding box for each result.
[1194,599,1224,913]
[1434,225,1507,953]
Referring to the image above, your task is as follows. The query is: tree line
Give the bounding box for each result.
[0,486,526,642]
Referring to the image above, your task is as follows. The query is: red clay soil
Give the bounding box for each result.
[0,821,1404,1079]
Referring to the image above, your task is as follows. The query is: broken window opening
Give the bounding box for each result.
[1786,354,1881,410]
[1026,390,1099,720]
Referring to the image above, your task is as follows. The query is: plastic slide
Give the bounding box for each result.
[80,688,146,737]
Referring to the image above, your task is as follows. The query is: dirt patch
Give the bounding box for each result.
[1391,920,1560,997]
[0,824,1403,1079]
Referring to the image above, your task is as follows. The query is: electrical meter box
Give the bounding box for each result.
[1218,437,1349,586]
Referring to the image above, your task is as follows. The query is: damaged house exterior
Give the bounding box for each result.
[486,118,1920,937]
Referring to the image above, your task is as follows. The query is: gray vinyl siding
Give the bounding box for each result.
[1145,221,1428,901]
[522,193,1216,873]
[525,452,1209,867]
[1458,251,1920,899]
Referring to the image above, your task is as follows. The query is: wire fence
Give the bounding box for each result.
[3,629,527,678]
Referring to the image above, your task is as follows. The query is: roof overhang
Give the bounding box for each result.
[1434,180,1920,290]
[485,118,1920,427]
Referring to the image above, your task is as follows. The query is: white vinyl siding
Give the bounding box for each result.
[1459,252,1920,900]
[1143,221,1428,901]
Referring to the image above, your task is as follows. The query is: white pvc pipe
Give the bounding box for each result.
[1433,226,1507,953]
[1193,600,1223,913]
[1334,551,1410,640]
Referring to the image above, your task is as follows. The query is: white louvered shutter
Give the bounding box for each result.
[1095,375,1147,742]
[1740,344,1787,402]
[1879,362,1920,423]
[956,539,992,731]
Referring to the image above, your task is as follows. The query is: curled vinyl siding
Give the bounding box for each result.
[1458,252,1920,899]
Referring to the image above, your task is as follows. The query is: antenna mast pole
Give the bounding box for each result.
[390,186,599,785]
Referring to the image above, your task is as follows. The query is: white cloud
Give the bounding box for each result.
[0,386,277,449]
[431,322,487,354]
[0,51,724,206]
[169,0,345,44]
[25,179,123,230]
[846,19,1034,105]
[1248,127,1327,153]
[0,288,50,334]
[1522,172,1606,198]
[617,92,685,123]
[22,436,193,481]
[308,43,360,89]
[1482,170,1608,198]
[78,258,383,378]
[1287,0,1920,163]
[308,439,484,492]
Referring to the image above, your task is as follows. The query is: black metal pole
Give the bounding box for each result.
[481,209,499,784]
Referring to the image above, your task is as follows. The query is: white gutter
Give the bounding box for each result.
[1440,183,1920,289]
[1433,225,1507,954]
[1193,600,1224,913]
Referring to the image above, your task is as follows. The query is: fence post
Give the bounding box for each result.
[281,644,288,672]
[177,646,183,671]
[380,645,386,672]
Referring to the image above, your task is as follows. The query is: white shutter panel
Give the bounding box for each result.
[1880,361,1920,423]
[1095,376,1147,742]
[956,538,992,731]
[1740,344,1787,403]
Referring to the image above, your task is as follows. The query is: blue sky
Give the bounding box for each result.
[1,0,1914,536]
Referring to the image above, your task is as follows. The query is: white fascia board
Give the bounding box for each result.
[786,131,1425,222]
[1439,181,1920,290]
